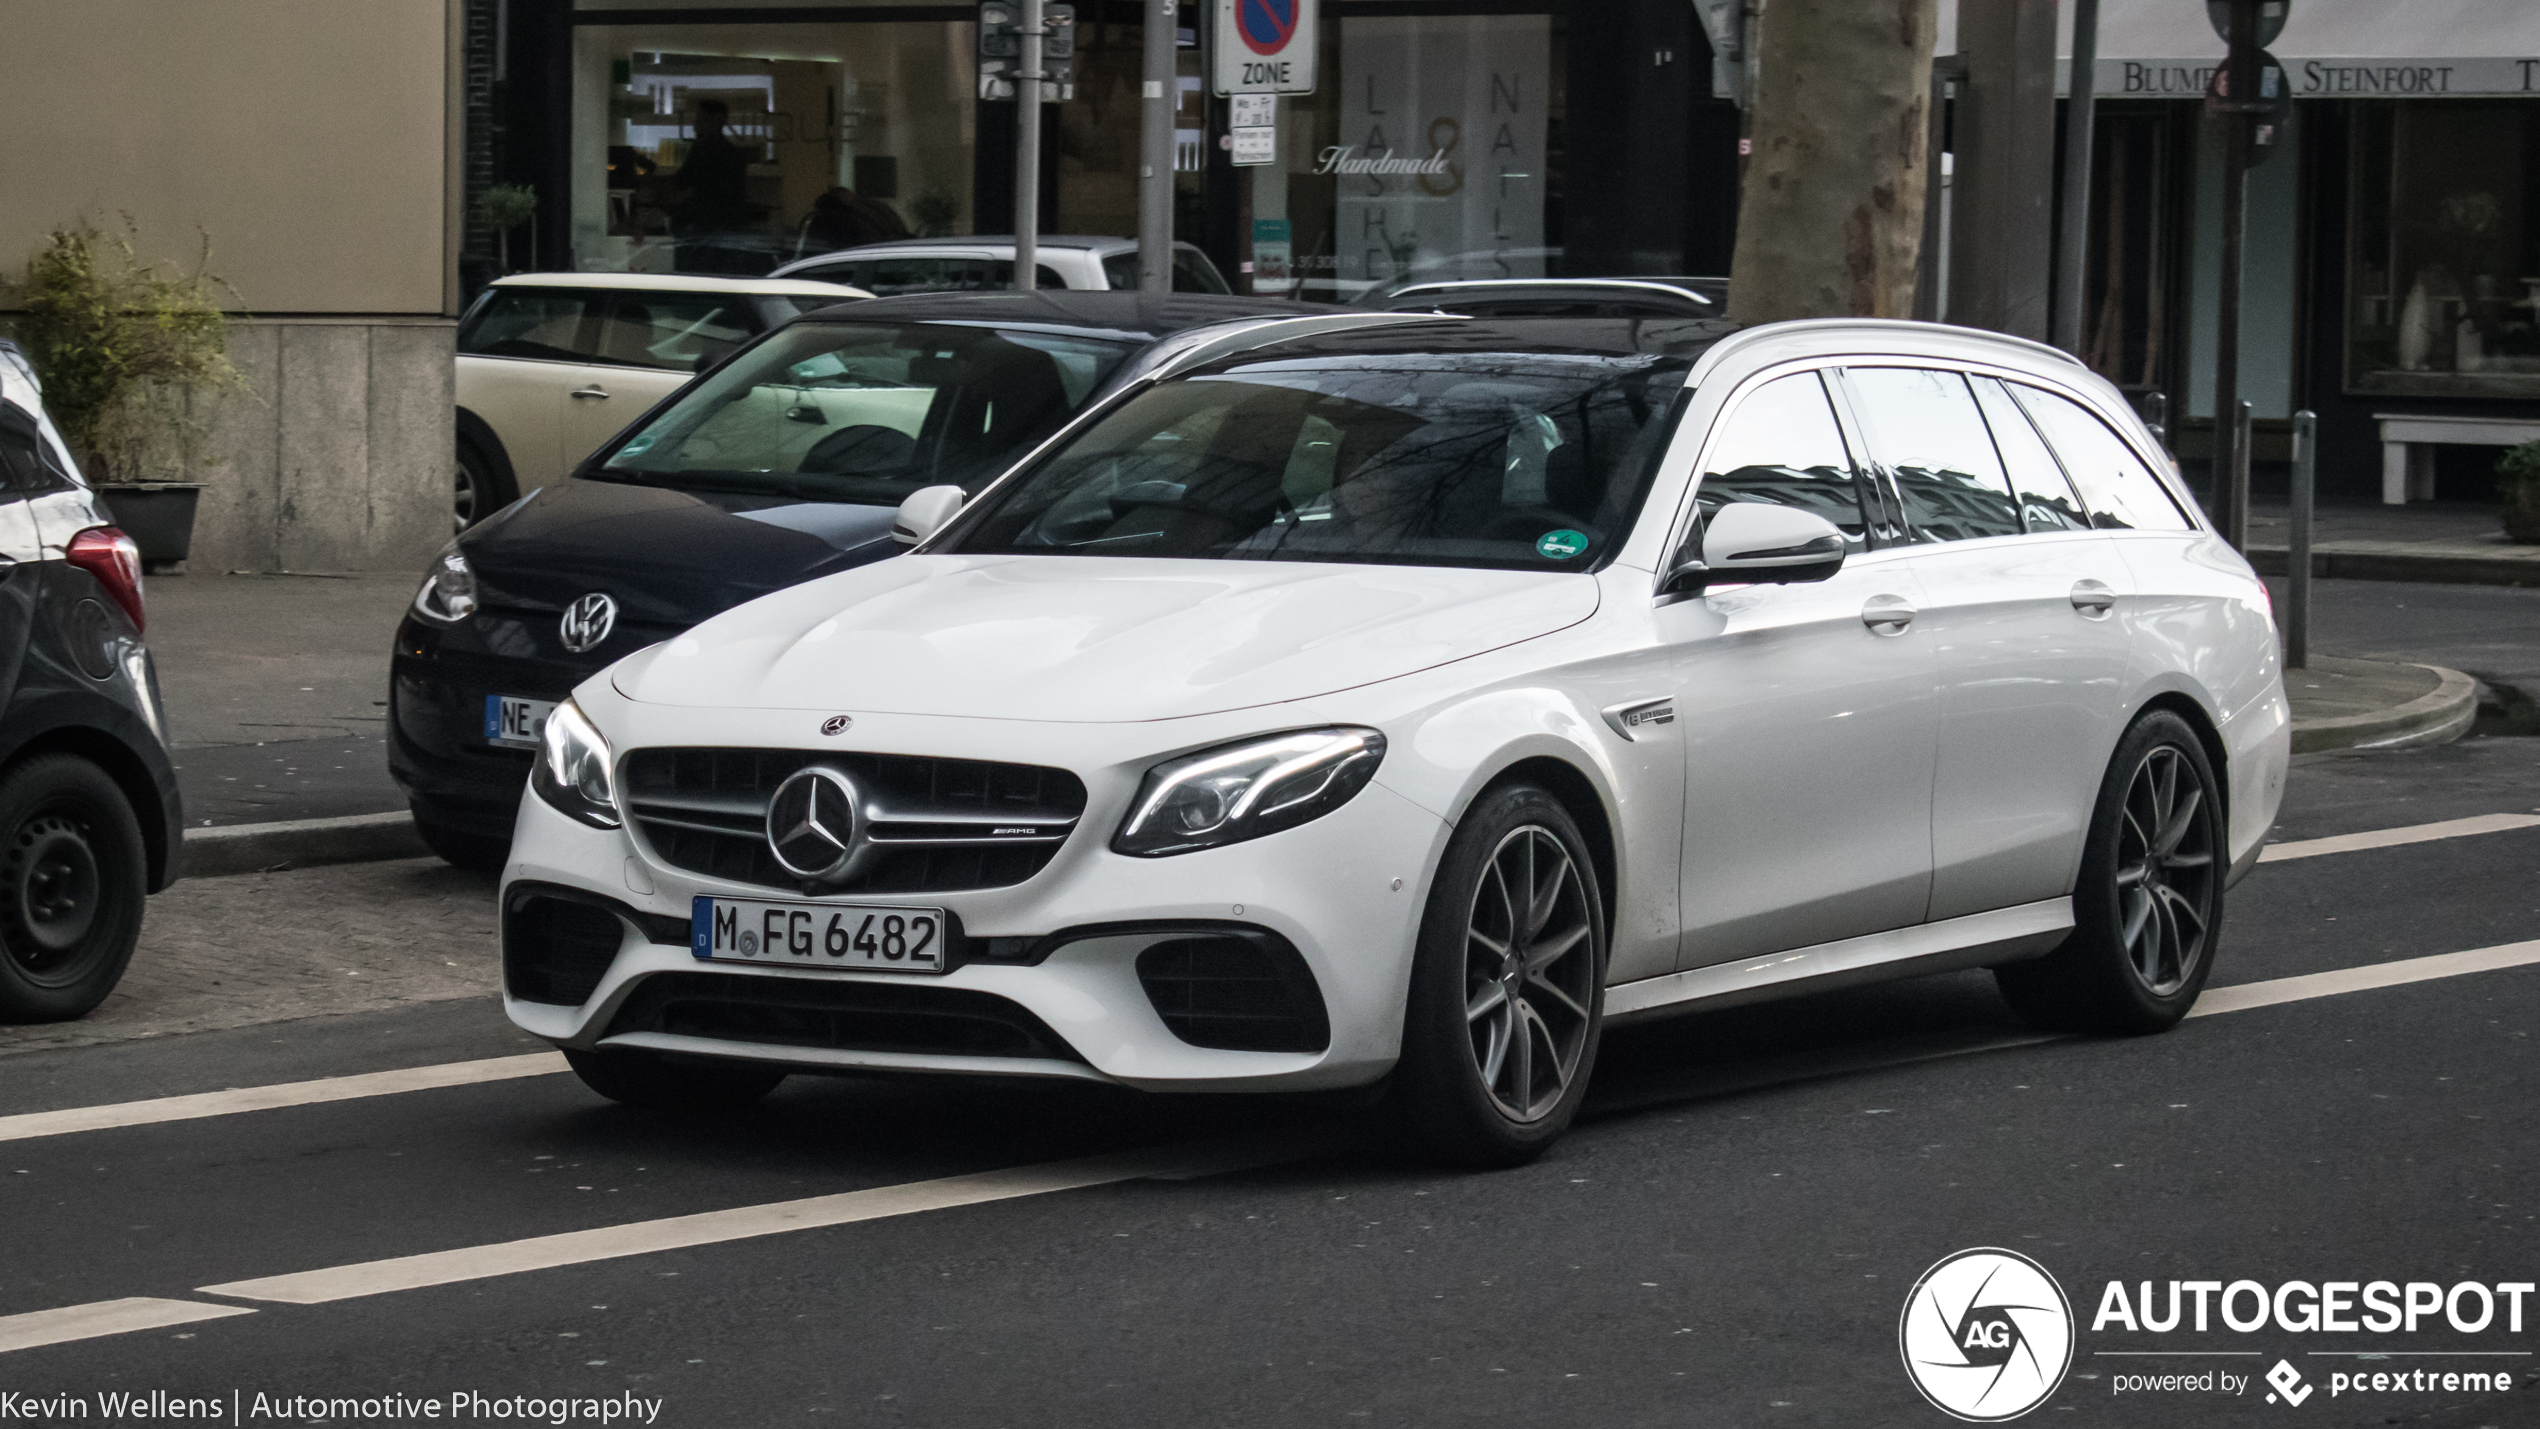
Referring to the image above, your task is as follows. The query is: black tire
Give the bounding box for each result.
[1391,784,1607,1167]
[413,813,510,874]
[1996,709,2224,1034]
[564,1047,787,1111]
[454,436,515,533]
[0,755,148,1023]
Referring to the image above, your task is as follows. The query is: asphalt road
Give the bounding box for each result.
[1,736,2535,1424]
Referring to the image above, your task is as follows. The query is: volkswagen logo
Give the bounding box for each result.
[558,592,618,654]
[1899,1248,2074,1421]
[766,765,862,881]
[820,714,854,736]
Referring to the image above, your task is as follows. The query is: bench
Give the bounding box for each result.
[2376,412,2540,504]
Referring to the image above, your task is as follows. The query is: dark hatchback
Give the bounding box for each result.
[0,343,183,1022]
[390,290,1343,868]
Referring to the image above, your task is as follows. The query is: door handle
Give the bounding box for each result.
[1861,594,1916,635]
[569,385,611,400]
[2069,580,2117,616]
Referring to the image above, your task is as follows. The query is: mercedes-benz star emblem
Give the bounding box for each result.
[766,765,861,881]
[821,714,853,736]
[558,592,618,654]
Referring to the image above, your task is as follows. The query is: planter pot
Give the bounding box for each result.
[95,483,203,563]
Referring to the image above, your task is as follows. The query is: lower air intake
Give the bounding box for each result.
[1135,932,1331,1054]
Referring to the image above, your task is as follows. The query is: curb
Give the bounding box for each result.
[2248,546,2540,589]
[2290,662,2480,755]
[181,810,426,879]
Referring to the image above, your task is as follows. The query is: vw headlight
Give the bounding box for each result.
[1113,728,1386,857]
[531,698,620,828]
[413,544,478,623]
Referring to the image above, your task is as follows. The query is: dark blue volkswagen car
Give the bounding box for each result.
[390,290,1344,868]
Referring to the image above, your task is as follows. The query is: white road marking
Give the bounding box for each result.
[2258,812,2540,863]
[0,1053,566,1145]
[198,1135,1312,1306]
[2192,938,2540,1017]
[0,1298,253,1354]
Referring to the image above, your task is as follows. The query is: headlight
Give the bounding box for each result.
[1113,728,1386,857]
[531,698,620,828]
[413,544,478,623]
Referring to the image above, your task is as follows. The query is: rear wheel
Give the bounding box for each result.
[564,1047,787,1111]
[0,755,148,1023]
[1391,785,1606,1167]
[413,813,510,874]
[1996,710,2223,1034]
[454,437,515,533]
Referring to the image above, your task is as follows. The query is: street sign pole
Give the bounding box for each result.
[1138,0,1175,295]
[2289,408,2316,669]
[1012,0,1044,292]
[2052,0,2100,356]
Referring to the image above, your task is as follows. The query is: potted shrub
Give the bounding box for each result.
[2503,440,2540,545]
[5,218,243,565]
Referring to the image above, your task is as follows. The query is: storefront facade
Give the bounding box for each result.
[474,0,1739,300]
[2060,1,2540,498]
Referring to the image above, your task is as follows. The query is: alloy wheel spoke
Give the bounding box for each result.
[1508,997,1535,1108]
[2120,887,2155,957]
[1467,980,1508,1024]
[1468,925,1510,958]
[2153,786,2204,859]
[1526,921,1588,973]
[1524,972,1589,1023]
[1478,1001,1513,1085]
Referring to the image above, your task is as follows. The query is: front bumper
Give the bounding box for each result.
[387,613,609,837]
[499,715,1452,1093]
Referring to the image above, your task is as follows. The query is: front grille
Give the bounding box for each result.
[622,748,1087,894]
[1135,931,1331,1053]
[504,893,627,1006]
[603,971,1083,1062]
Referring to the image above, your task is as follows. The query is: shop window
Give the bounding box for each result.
[572,22,978,275]
[2079,109,2178,395]
[2348,101,2540,397]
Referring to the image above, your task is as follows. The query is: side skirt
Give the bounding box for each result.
[1603,898,2073,1026]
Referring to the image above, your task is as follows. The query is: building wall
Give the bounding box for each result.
[0,0,458,572]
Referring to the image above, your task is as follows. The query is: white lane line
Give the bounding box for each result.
[0,1053,567,1145]
[2259,812,2540,863]
[0,1298,254,1355]
[2193,938,2540,1018]
[198,1135,1311,1306]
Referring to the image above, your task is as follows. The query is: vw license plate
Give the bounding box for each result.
[691,896,948,975]
[485,694,555,749]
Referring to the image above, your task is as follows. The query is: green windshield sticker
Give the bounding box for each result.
[1537,529,1589,560]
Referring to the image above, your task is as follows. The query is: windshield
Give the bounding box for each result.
[947,353,1691,571]
[593,321,1137,504]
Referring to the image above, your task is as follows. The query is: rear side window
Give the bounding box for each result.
[1970,378,2090,533]
[1172,250,1232,294]
[841,257,1065,295]
[2010,384,2194,531]
[1694,372,1868,551]
[589,292,756,372]
[1101,253,1139,291]
[1841,367,2021,543]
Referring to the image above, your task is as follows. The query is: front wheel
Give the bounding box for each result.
[0,755,149,1023]
[1391,785,1607,1167]
[1996,709,2224,1034]
[564,1047,787,1111]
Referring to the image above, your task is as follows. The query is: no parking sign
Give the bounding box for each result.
[1213,0,1317,95]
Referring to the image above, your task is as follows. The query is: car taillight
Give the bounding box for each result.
[66,526,146,634]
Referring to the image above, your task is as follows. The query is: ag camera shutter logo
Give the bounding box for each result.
[1899,1248,2076,1421]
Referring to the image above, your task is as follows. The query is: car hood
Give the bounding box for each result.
[610,554,1601,722]
[464,475,902,629]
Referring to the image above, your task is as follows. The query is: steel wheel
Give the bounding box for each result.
[0,755,146,1023]
[453,456,479,533]
[1462,825,1597,1123]
[6,812,103,976]
[2113,744,2214,996]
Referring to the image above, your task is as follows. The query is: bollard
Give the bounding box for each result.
[2288,409,2315,669]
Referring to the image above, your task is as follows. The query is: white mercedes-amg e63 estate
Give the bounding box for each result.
[499,313,2288,1164]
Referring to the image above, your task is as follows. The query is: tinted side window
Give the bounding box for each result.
[1842,367,2021,543]
[1694,372,1868,551]
[1970,377,2090,532]
[1101,253,1139,290]
[590,292,755,371]
[457,291,593,361]
[0,403,39,493]
[1172,250,1231,294]
[2010,384,2194,531]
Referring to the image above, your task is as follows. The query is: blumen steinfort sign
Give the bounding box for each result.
[2071,56,2540,97]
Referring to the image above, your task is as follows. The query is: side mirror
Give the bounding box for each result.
[891,484,964,546]
[1664,503,1848,595]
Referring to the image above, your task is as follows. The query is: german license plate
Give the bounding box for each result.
[485,694,555,749]
[691,896,948,975]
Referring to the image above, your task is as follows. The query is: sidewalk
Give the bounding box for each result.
[2246,499,2540,587]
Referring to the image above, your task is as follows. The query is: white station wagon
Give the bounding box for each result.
[499,314,2289,1164]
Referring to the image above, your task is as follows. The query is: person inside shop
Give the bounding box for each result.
[673,98,754,273]
[805,185,911,253]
